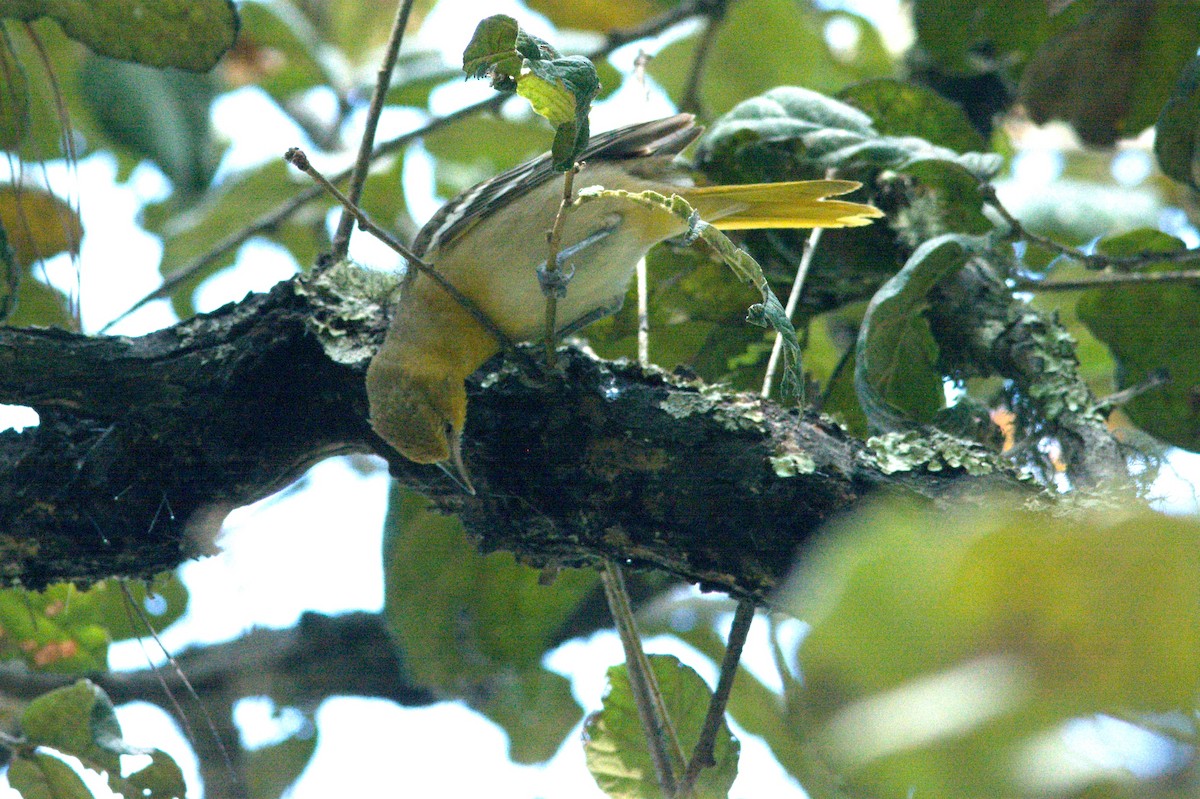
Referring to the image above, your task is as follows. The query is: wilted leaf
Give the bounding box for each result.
[780,497,1200,798]
[1077,228,1200,451]
[383,487,596,763]
[855,234,976,430]
[0,184,81,265]
[2,0,239,72]
[584,654,740,799]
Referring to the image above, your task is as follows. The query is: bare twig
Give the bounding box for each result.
[762,227,824,399]
[1017,268,1200,292]
[678,598,755,797]
[284,148,517,356]
[980,183,1200,271]
[331,0,416,259]
[541,167,579,367]
[600,560,685,797]
[1098,368,1170,412]
[678,0,727,115]
[637,257,650,366]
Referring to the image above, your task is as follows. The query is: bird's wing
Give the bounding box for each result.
[413,113,700,256]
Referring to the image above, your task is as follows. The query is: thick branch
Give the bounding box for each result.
[0,271,1028,593]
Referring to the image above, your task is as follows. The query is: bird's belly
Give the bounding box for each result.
[433,197,683,342]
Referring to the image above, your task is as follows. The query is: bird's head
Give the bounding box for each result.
[366,363,473,494]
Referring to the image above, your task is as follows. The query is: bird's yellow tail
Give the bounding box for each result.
[680,179,883,230]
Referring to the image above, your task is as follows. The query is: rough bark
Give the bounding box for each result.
[0,271,1028,597]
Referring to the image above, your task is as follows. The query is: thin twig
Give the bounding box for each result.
[600,560,685,797]
[980,182,1200,271]
[813,337,854,413]
[1016,268,1200,292]
[284,147,517,356]
[678,0,727,115]
[637,256,650,366]
[678,598,755,797]
[762,227,824,399]
[542,167,578,367]
[331,0,416,259]
[99,92,509,333]
[100,0,713,333]
[1098,368,1170,411]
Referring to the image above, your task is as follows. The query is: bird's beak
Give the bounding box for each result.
[437,430,476,496]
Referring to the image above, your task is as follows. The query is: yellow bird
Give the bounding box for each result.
[366,113,882,491]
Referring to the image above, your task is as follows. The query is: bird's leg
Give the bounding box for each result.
[536,221,622,300]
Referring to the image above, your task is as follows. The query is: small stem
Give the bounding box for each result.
[600,560,685,797]
[980,183,1200,271]
[813,338,854,413]
[331,0,416,259]
[762,227,824,400]
[284,148,517,357]
[678,0,727,115]
[1016,268,1200,291]
[636,256,650,366]
[542,167,578,367]
[678,598,755,797]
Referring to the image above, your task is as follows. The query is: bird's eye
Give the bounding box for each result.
[443,421,454,437]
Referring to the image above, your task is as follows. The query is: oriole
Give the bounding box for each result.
[366,113,882,491]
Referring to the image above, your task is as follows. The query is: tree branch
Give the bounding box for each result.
[0,270,1029,593]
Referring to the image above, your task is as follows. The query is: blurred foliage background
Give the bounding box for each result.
[4,0,1200,797]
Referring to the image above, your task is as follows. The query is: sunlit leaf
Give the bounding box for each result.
[584,654,739,799]
[244,720,317,799]
[1,0,238,72]
[383,487,596,763]
[650,1,893,118]
[525,0,667,32]
[779,497,1200,798]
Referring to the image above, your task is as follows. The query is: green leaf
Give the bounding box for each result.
[838,78,986,153]
[462,14,525,82]
[7,752,93,799]
[79,54,222,199]
[695,85,1002,188]
[0,184,82,265]
[576,187,808,399]
[1155,54,1200,190]
[855,234,976,430]
[525,0,668,32]
[383,487,595,763]
[0,576,187,673]
[912,0,1085,75]
[1019,1,1200,146]
[650,0,893,118]
[1,0,239,72]
[778,497,1200,798]
[245,723,317,799]
[141,160,319,319]
[0,38,31,150]
[22,681,130,775]
[1076,228,1200,451]
[236,1,332,104]
[584,654,739,799]
[120,749,187,799]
